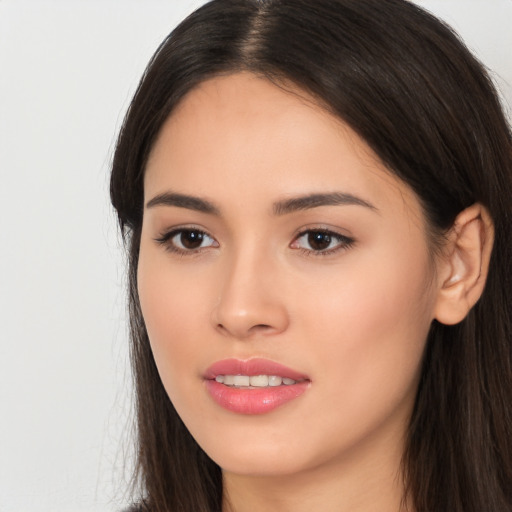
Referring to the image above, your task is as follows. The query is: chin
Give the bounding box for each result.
[195,427,327,478]
[215,450,311,478]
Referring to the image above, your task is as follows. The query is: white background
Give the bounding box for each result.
[0,1,510,511]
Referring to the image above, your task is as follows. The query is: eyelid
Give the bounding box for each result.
[290,226,355,256]
[153,224,354,257]
[154,225,219,255]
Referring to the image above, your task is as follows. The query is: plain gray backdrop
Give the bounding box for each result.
[0,1,510,511]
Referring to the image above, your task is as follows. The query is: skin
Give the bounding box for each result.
[137,72,457,512]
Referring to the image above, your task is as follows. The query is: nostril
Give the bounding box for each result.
[253,324,272,331]
[216,322,275,338]
[246,323,275,336]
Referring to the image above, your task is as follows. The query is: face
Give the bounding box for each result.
[138,73,440,479]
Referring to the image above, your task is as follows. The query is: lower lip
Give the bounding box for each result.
[205,379,309,415]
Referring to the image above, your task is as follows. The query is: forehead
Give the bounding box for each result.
[144,72,422,222]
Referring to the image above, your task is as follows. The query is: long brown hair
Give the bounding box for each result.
[110,1,512,510]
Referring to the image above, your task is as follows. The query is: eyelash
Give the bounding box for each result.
[291,228,355,256]
[155,228,217,256]
[154,227,355,257]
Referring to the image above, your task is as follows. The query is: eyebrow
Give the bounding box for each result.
[145,190,377,215]
[146,192,220,215]
[273,192,377,215]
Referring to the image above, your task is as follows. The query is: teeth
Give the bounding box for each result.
[214,374,297,388]
[233,375,250,387]
[268,376,282,386]
[250,375,269,387]
[223,375,235,385]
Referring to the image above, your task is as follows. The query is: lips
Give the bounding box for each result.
[205,358,308,381]
[204,358,310,415]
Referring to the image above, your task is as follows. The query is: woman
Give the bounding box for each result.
[110,0,512,511]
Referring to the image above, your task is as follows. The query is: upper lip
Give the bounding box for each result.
[204,358,309,381]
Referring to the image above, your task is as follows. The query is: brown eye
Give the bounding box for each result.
[178,230,206,249]
[291,229,355,254]
[307,232,332,251]
[158,228,218,253]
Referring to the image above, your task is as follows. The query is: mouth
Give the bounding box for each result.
[214,374,299,388]
[204,358,310,415]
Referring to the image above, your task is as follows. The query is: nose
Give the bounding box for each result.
[212,249,290,340]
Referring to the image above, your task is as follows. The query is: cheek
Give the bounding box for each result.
[137,248,212,392]
[295,244,434,427]
[298,239,434,338]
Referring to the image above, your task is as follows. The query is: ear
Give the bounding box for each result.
[434,203,494,325]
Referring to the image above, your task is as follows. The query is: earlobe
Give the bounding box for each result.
[434,203,494,326]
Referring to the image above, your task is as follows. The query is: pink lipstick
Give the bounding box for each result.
[204,358,310,415]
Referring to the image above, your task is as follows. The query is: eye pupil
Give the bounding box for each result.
[181,230,204,249]
[308,232,331,251]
